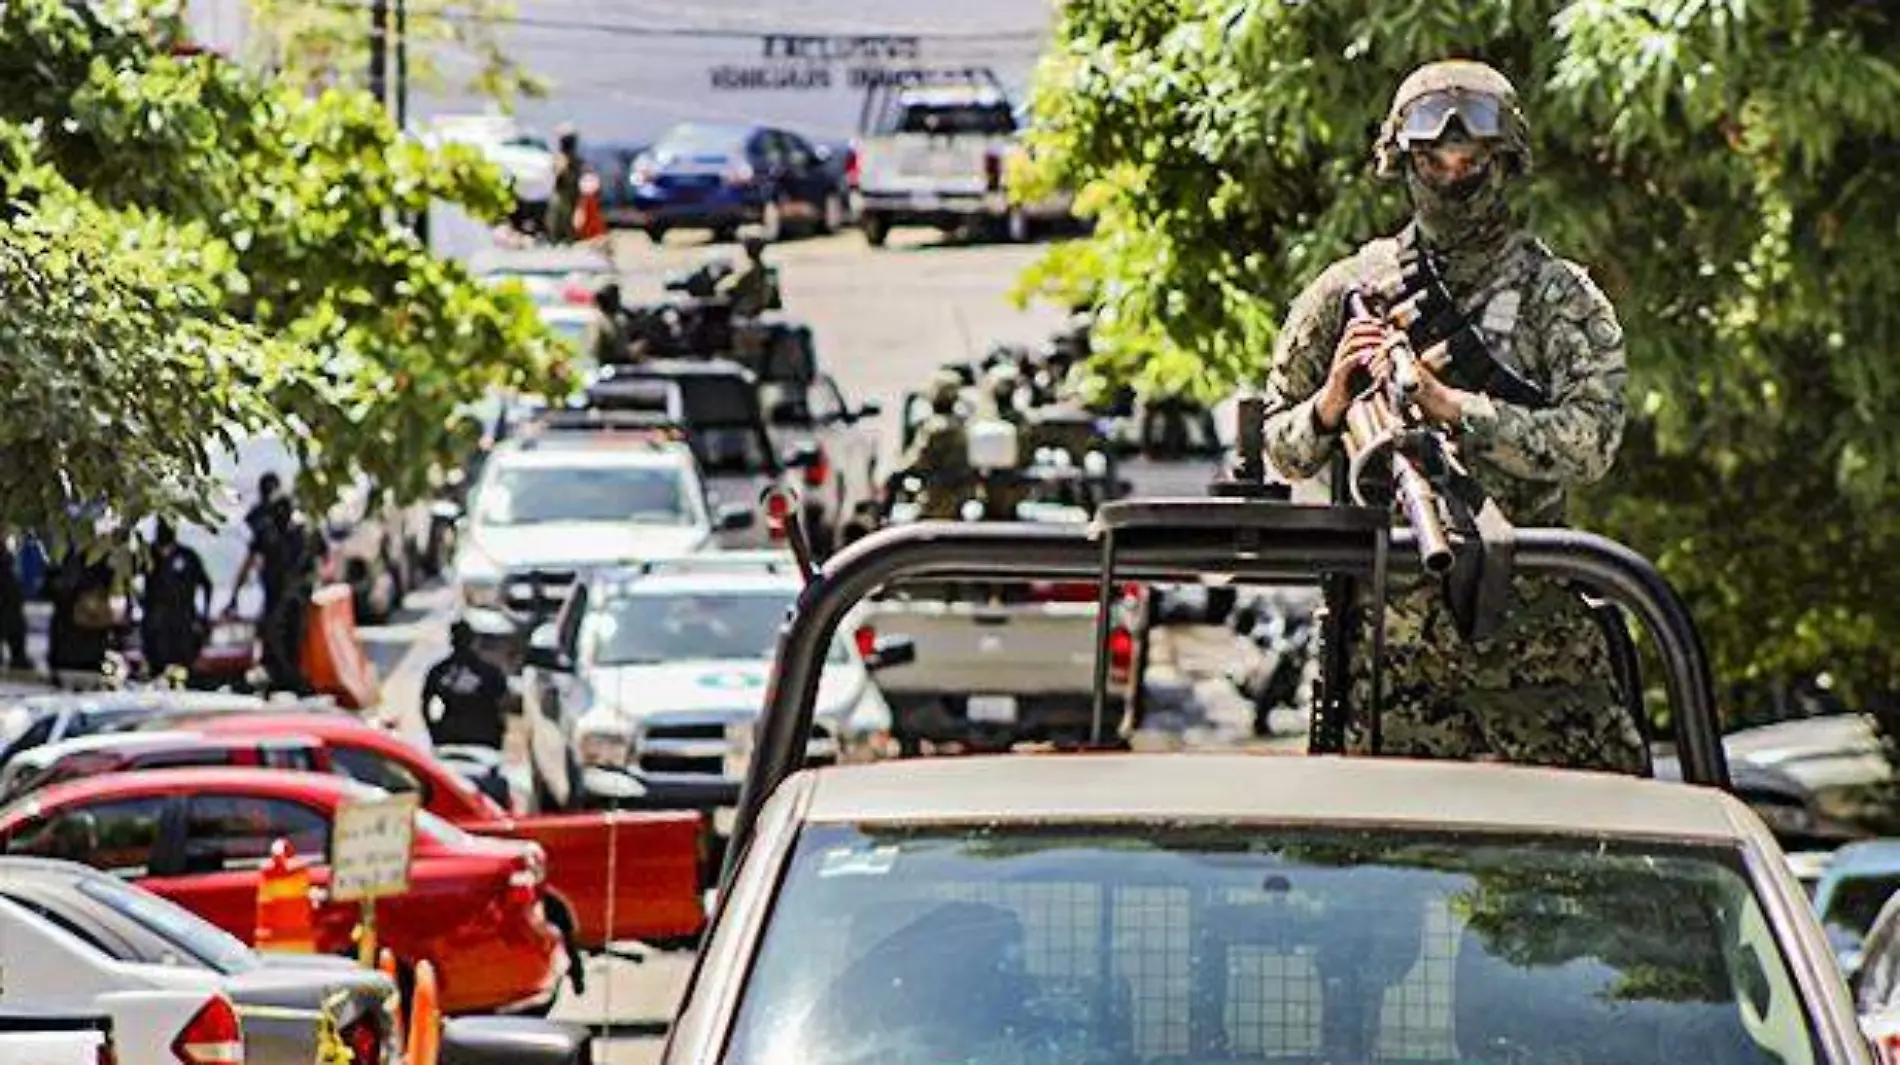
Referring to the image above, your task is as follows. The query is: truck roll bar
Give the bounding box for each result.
[726,500,1726,885]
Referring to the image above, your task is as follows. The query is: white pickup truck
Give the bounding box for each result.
[850,83,1070,246]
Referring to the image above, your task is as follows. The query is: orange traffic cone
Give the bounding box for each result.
[377,948,404,1042]
[406,960,442,1065]
[255,839,318,953]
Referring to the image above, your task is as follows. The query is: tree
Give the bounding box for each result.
[239,0,547,108]
[1017,0,1900,709]
[0,0,564,537]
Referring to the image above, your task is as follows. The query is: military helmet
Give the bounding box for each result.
[1374,60,1532,180]
[984,361,1021,397]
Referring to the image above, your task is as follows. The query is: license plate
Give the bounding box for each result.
[911,192,942,210]
[967,695,1018,724]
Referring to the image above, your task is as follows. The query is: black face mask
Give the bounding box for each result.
[1404,157,1518,289]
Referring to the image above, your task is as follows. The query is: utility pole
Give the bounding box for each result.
[368,0,389,110]
[394,0,409,130]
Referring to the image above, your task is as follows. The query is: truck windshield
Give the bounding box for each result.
[477,465,690,526]
[588,590,848,666]
[726,825,1819,1065]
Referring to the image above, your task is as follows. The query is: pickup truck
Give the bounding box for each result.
[850,81,1071,246]
[0,1007,112,1065]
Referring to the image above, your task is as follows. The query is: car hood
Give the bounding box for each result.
[588,660,860,720]
[472,523,709,569]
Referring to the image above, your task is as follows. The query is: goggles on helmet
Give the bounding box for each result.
[1395,90,1506,149]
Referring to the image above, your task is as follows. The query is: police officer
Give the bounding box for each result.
[139,519,213,680]
[422,620,510,749]
[582,281,633,369]
[546,125,583,244]
[899,371,976,520]
[1262,60,1645,774]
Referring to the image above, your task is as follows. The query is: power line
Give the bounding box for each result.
[294,0,1049,42]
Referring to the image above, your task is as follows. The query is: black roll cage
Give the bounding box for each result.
[725,497,1726,885]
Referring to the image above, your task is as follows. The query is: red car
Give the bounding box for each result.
[183,713,706,951]
[0,767,564,1016]
[0,730,329,802]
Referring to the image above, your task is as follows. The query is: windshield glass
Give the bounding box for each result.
[726,826,1818,1065]
[78,875,258,975]
[586,590,847,666]
[895,102,1016,136]
[476,464,691,526]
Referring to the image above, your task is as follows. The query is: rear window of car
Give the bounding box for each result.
[5,796,167,875]
[727,825,1819,1065]
[895,102,1016,136]
[76,875,258,975]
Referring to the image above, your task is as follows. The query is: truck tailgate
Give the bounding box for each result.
[474,810,705,947]
[857,135,993,196]
[863,597,1103,697]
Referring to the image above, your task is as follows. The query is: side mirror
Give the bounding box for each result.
[864,635,917,672]
[716,503,756,532]
[524,623,572,672]
[782,442,821,469]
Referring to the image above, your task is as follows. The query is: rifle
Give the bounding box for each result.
[1340,289,1455,575]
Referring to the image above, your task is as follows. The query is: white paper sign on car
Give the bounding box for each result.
[331,794,419,902]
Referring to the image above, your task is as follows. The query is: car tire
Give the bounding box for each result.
[818,192,846,235]
[861,213,889,247]
[760,198,784,243]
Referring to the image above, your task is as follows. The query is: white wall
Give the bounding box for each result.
[215,0,1056,148]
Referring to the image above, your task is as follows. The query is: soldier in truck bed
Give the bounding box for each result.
[1261,60,1646,775]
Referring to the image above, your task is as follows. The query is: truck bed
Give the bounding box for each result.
[474,809,705,948]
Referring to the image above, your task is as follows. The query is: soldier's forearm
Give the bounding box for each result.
[1459,393,1622,484]
[1263,395,1339,481]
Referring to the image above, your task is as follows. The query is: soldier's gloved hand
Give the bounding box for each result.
[1315,319,1385,431]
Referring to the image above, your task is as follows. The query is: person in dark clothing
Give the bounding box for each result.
[259,518,325,695]
[139,520,213,679]
[227,473,289,620]
[47,550,116,678]
[422,620,509,749]
[0,538,30,671]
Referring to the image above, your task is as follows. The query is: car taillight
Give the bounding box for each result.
[802,445,831,488]
[172,995,243,1065]
[844,147,860,188]
[1107,626,1135,686]
[560,281,594,306]
[507,851,544,907]
[984,152,1003,192]
[854,625,877,659]
[765,491,792,540]
[341,1016,382,1065]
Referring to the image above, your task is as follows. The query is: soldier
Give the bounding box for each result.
[975,362,1029,519]
[545,125,583,244]
[716,230,778,320]
[1261,60,1646,774]
[898,371,976,520]
[582,281,633,368]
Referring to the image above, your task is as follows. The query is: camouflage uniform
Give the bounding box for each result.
[901,372,976,520]
[976,363,1029,519]
[1261,60,1645,775]
[582,283,632,368]
[718,233,778,320]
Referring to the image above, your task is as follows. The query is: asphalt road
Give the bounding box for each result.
[366,225,1264,1064]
